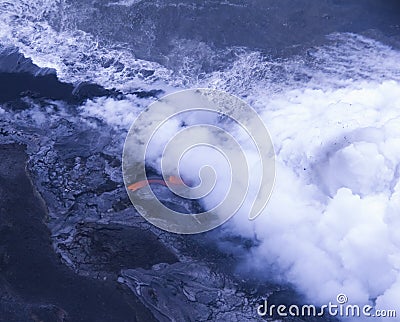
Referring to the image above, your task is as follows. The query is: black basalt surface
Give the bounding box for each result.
[0,143,158,322]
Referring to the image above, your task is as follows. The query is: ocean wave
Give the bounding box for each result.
[0,0,172,91]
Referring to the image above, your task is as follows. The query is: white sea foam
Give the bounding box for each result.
[205,33,400,95]
[0,0,173,91]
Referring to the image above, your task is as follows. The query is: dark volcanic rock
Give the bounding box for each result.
[0,72,122,105]
[0,48,122,105]
[119,262,256,322]
[0,143,156,322]
[0,72,74,104]
[0,46,56,75]
[61,222,178,277]
[72,81,121,102]
[131,89,164,98]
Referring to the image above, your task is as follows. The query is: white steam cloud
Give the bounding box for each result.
[80,33,400,319]
[227,80,400,318]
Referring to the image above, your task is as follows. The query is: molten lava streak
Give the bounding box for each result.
[127,176,184,192]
